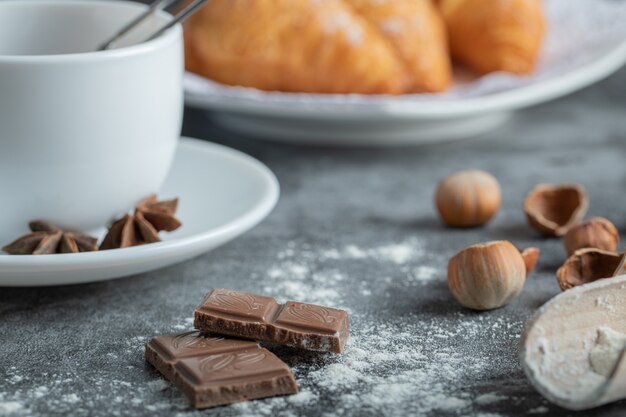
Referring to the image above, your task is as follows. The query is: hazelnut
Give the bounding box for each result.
[435,170,501,227]
[448,240,526,310]
[523,184,588,236]
[520,247,540,275]
[556,249,622,291]
[562,217,619,256]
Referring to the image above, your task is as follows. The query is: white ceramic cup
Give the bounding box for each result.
[0,0,183,244]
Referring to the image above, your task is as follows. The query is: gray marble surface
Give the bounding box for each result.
[2,67,626,417]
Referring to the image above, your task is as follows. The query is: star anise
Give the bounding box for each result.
[99,194,182,250]
[2,220,98,255]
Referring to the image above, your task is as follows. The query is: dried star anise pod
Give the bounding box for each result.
[99,194,182,250]
[2,220,98,255]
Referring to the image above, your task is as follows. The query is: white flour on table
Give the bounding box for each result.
[208,239,535,416]
[1,239,548,416]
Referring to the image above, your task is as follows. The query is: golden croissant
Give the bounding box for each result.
[184,0,452,94]
[439,0,546,75]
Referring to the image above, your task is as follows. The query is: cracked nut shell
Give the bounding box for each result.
[556,248,623,291]
[523,184,588,236]
[520,247,540,275]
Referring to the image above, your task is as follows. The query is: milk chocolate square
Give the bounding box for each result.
[174,349,298,408]
[145,331,258,380]
[274,301,348,333]
[201,289,279,322]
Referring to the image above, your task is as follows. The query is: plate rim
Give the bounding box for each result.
[184,39,626,120]
[0,137,279,281]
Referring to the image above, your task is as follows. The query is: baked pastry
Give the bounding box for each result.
[439,0,545,75]
[344,0,451,93]
[183,0,451,94]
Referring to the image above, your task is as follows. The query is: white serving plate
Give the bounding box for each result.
[183,0,626,146]
[0,138,279,286]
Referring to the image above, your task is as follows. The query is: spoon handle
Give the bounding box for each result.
[145,0,208,43]
[97,0,207,51]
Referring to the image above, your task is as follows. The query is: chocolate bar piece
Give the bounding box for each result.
[145,331,259,381]
[194,289,350,353]
[145,331,298,409]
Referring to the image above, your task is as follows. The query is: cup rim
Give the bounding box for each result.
[0,0,182,63]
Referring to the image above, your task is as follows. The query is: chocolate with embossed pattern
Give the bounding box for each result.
[194,289,350,353]
[145,331,259,380]
[145,331,298,409]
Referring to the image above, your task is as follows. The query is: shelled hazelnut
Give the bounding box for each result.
[435,170,501,227]
[562,217,619,256]
[448,240,526,310]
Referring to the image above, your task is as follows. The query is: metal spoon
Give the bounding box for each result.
[97,0,207,51]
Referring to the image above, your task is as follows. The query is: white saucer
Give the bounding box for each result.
[0,138,279,287]
[183,0,626,146]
